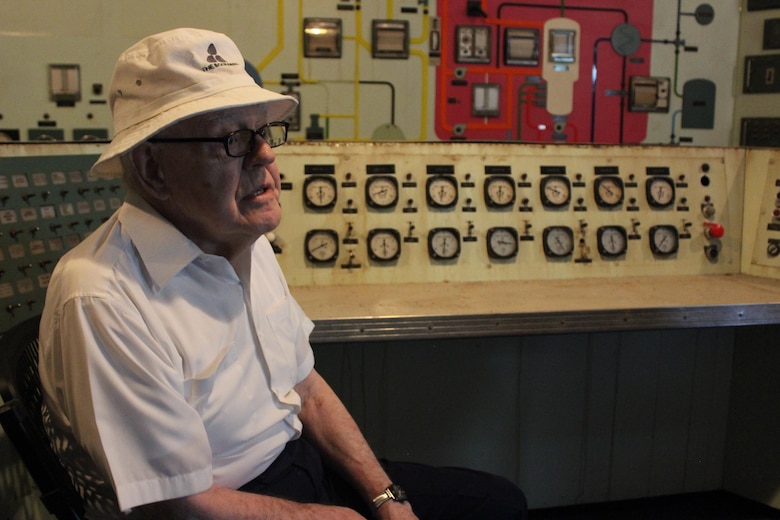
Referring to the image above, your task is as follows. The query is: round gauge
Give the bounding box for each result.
[649,225,679,256]
[542,226,574,258]
[594,176,624,208]
[487,227,519,259]
[367,228,401,262]
[426,175,458,208]
[428,227,461,260]
[645,176,675,208]
[540,175,571,208]
[597,225,628,257]
[365,175,399,209]
[304,229,339,263]
[484,175,516,208]
[303,175,338,209]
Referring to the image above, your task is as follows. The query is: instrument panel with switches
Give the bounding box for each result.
[272,141,743,287]
[0,144,119,331]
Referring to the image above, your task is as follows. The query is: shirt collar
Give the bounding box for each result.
[118,192,204,291]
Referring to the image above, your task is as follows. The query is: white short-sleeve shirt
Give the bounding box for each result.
[39,194,315,512]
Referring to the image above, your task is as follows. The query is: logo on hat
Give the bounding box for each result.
[207,43,226,63]
[201,43,239,71]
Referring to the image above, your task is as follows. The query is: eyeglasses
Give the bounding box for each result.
[148,121,289,157]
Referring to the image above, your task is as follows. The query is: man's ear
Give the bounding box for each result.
[127,143,171,200]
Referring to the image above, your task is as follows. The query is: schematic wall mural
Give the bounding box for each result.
[433,0,716,145]
[0,0,732,148]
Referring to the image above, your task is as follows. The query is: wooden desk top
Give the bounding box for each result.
[290,274,780,342]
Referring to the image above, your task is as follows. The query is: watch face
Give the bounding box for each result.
[389,484,407,501]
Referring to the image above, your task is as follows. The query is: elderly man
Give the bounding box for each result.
[38,28,527,519]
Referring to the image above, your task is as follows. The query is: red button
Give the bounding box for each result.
[704,222,724,238]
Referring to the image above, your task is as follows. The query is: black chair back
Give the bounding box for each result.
[0,315,85,519]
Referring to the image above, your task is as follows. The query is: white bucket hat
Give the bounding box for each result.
[91,28,298,178]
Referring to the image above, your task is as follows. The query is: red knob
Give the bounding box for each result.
[705,222,724,238]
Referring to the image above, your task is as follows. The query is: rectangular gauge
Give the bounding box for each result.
[456,25,491,64]
[629,76,670,113]
[303,18,343,58]
[548,29,576,63]
[504,28,539,66]
[472,83,500,117]
[49,64,81,105]
[372,20,409,59]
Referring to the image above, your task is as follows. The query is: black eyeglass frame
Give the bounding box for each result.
[148,121,289,157]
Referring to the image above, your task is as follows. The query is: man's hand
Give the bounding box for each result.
[295,370,419,520]
[374,500,419,520]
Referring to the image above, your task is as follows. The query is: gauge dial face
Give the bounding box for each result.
[597,225,628,257]
[303,175,337,209]
[649,225,679,256]
[428,227,461,259]
[645,176,675,208]
[543,226,574,258]
[365,175,399,209]
[540,175,571,208]
[304,229,339,263]
[484,176,516,208]
[426,175,458,208]
[487,227,519,259]
[594,176,624,208]
[367,228,401,262]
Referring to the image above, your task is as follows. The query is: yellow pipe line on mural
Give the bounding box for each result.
[257,0,431,141]
[256,0,285,72]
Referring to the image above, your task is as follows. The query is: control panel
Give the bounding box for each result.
[742,148,780,278]
[0,141,753,332]
[272,142,744,287]
[0,143,118,331]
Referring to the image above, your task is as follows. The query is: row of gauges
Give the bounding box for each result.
[304,224,681,263]
[302,170,679,210]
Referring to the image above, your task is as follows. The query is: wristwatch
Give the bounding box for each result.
[371,483,408,511]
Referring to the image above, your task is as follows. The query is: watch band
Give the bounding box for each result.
[371,484,408,510]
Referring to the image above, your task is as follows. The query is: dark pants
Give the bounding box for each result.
[239,438,528,519]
